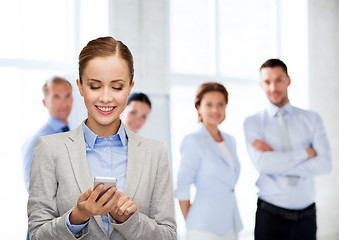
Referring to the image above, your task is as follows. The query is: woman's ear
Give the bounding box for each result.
[128,81,135,95]
[76,79,84,97]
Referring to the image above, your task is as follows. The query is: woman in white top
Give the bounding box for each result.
[175,82,242,240]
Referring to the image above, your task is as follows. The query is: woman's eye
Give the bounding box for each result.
[113,87,123,90]
[90,86,100,90]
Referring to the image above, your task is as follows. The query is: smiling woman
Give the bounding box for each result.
[27,36,176,240]
[77,55,134,137]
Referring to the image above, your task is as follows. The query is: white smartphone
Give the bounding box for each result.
[93,177,117,201]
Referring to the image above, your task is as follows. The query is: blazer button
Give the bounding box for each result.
[231,189,234,192]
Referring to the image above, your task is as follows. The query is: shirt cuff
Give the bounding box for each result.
[174,188,190,200]
[66,209,89,234]
[292,148,309,163]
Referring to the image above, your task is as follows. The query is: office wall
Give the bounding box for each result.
[309,0,339,239]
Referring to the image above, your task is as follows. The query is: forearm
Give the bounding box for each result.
[286,153,332,177]
[249,147,307,174]
[111,210,176,240]
[29,211,79,240]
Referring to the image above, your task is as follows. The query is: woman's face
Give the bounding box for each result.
[197,91,226,127]
[77,55,134,136]
[122,101,151,133]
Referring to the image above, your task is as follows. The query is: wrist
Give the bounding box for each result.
[70,205,90,225]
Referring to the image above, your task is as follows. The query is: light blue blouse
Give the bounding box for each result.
[66,120,128,235]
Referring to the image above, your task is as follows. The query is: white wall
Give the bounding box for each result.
[309,0,339,239]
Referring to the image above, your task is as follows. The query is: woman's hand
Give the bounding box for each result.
[69,184,118,225]
[179,200,190,220]
[109,191,138,223]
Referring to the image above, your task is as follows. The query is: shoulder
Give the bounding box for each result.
[35,130,74,152]
[292,106,322,122]
[139,135,167,150]
[181,128,205,145]
[127,131,168,156]
[244,110,264,126]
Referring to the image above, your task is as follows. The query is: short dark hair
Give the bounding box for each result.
[127,92,152,109]
[42,76,72,98]
[260,58,288,76]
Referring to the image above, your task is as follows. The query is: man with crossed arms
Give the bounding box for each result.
[244,59,332,240]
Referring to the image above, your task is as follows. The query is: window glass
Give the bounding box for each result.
[79,0,109,48]
[0,0,75,63]
[170,0,214,75]
[218,0,277,79]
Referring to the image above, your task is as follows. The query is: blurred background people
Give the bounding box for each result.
[21,76,73,240]
[121,92,151,133]
[22,76,73,193]
[175,82,243,240]
[243,59,332,240]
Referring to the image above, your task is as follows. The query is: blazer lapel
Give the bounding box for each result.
[123,127,145,199]
[66,125,92,192]
[199,124,229,165]
[221,132,240,180]
[65,124,106,235]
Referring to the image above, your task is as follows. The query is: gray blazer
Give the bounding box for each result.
[28,124,176,239]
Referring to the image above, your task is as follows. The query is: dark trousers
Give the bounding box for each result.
[255,198,317,240]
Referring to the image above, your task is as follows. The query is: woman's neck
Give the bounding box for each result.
[203,123,223,142]
[86,118,120,138]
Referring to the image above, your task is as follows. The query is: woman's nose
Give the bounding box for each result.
[99,88,113,103]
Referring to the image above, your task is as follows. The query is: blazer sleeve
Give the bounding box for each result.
[174,135,201,200]
[110,142,177,240]
[28,137,88,240]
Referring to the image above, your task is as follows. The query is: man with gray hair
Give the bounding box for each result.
[22,76,73,193]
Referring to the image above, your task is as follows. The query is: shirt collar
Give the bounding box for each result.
[47,116,67,132]
[82,119,128,149]
[266,101,293,117]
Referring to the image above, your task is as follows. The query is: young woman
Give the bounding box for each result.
[121,92,151,133]
[27,37,176,240]
[175,82,242,240]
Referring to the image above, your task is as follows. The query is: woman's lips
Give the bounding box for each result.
[96,105,116,115]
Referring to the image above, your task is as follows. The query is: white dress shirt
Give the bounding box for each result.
[244,102,332,209]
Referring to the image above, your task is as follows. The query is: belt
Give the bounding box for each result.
[257,198,316,221]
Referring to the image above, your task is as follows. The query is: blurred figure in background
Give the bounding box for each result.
[175,82,243,240]
[121,92,151,133]
[22,76,73,240]
[244,58,332,240]
[22,76,73,193]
